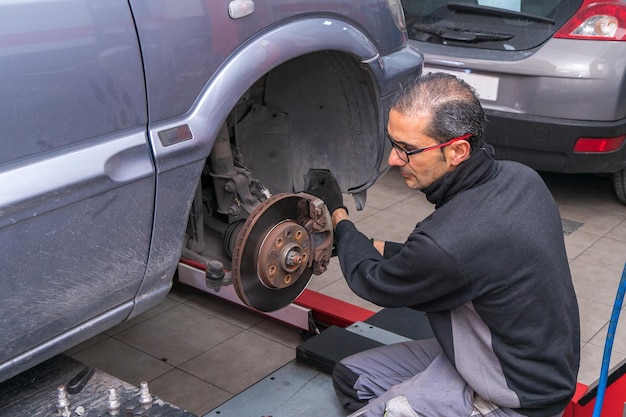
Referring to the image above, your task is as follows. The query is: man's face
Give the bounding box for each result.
[386,108,456,190]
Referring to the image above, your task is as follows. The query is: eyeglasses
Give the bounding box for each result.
[386,131,472,163]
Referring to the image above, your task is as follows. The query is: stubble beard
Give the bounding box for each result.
[399,168,421,190]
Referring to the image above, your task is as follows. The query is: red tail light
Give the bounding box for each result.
[573,136,626,153]
[554,0,626,41]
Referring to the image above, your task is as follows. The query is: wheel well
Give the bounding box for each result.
[183,50,383,267]
[232,50,382,194]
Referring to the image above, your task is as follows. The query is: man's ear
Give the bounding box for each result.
[448,140,472,166]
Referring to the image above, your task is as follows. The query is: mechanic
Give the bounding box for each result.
[306,72,580,417]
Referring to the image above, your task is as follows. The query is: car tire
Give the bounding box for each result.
[612,170,626,204]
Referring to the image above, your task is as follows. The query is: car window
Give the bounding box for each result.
[403,0,583,51]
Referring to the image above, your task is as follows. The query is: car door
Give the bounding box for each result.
[0,0,154,380]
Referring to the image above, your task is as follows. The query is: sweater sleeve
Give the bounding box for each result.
[335,220,471,309]
[383,241,403,258]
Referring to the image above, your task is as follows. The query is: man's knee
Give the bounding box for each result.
[332,362,368,411]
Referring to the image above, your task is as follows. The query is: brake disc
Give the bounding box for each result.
[231,193,333,312]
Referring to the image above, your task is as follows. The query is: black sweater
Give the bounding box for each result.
[335,145,580,417]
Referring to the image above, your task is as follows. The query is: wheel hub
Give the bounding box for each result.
[257,221,310,289]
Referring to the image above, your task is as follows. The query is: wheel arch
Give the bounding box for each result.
[148,16,392,182]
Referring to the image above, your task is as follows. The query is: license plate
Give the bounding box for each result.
[422,66,500,102]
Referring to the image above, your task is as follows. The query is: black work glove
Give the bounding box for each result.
[306,169,347,214]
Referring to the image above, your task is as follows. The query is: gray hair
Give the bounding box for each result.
[393,72,486,149]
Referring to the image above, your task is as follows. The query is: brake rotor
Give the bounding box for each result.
[231,193,332,312]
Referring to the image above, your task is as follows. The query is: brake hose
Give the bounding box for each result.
[592,262,626,417]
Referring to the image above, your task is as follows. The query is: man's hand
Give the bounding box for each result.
[306,169,346,214]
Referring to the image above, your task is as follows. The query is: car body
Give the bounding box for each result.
[0,0,422,383]
[402,0,626,201]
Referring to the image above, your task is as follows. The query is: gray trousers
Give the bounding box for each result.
[334,339,563,417]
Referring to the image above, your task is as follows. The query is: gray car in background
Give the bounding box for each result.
[0,0,422,383]
[403,0,626,202]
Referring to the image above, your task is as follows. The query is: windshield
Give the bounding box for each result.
[403,0,582,51]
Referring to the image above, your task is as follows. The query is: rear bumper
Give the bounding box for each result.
[485,109,626,174]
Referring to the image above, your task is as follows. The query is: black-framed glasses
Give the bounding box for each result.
[386,131,472,163]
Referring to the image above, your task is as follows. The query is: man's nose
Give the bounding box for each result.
[388,149,406,167]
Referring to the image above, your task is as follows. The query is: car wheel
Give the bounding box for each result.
[612,170,626,204]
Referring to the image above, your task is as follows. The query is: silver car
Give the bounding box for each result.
[0,0,422,383]
[403,0,626,202]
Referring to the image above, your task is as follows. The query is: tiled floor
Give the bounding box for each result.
[65,167,626,416]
